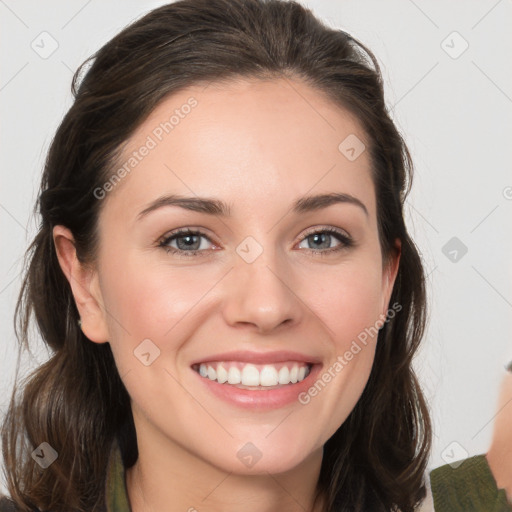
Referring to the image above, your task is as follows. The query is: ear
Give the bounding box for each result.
[381,238,401,316]
[53,225,110,344]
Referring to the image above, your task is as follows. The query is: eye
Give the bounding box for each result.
[296,227,353,255]
[158,226,354,258]
[158,228,215,257]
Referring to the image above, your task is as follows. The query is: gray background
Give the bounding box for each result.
[1,0,511,491]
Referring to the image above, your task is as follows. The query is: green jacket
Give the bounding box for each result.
[430,455,511,512]
[1,441,511,511]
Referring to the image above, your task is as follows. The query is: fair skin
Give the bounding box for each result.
[54,77,400,512]
[486,370,512,503]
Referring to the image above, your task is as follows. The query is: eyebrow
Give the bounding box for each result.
[136,192,368,221]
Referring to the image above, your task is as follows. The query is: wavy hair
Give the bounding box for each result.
[1,0,431,510]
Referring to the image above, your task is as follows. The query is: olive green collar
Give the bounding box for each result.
[105,439,131,512]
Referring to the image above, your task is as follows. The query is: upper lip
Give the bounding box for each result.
[190,350,322,366]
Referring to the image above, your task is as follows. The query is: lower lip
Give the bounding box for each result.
[191,364,322,410]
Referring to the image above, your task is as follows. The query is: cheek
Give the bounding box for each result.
[99,257,219,360]
[306,259,385,347]
[297,260,385,431]
[98,262,218,412]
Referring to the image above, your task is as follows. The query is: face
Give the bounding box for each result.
[59,77,399,475]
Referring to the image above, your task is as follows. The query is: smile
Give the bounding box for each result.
[192,361,312,388]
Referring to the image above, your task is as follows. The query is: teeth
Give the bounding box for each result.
[260,365,278,386]
[207,365,216,381]
[227,366,241,385]
[196,362,311,386]
[241,364,260,386]
[216,364,228,383]
[278,366,289,384]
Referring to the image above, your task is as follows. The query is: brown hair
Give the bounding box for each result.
[1,1,431,510]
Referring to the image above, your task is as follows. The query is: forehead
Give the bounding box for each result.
[101,77,375,223]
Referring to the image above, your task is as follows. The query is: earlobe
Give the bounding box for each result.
[52,225,110,344]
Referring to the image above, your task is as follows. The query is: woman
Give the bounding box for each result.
[1,0,432,510]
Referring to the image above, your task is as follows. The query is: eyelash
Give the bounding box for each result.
[157,227,354,258]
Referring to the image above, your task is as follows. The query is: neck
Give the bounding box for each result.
[126,420,325,512]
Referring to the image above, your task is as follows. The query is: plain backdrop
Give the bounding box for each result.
[1,0,511,493]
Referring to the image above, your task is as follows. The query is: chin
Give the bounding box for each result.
[201,437,321,476]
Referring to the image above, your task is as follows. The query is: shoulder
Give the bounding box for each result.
[429,454,511,511]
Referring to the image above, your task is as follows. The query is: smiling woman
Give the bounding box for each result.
[1,1,433,511]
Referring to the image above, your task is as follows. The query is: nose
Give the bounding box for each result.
[221,245,303,334]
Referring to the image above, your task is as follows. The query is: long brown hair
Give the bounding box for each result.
[1,1,431,510]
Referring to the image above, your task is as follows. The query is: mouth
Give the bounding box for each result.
[189,350,322,409]
[191,361,313,390]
